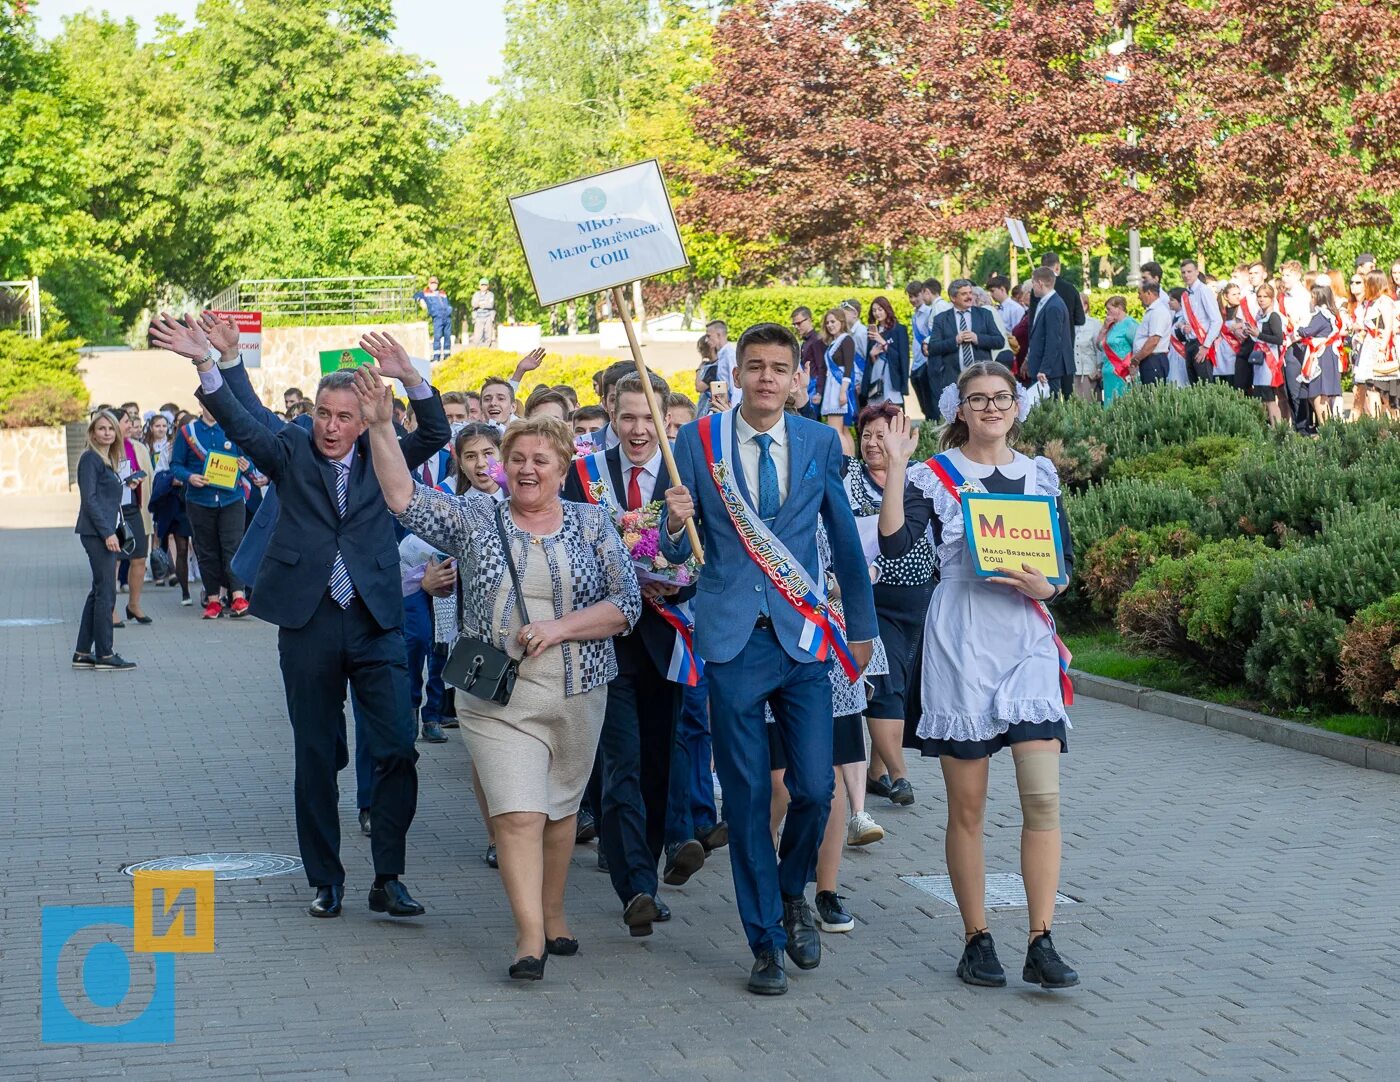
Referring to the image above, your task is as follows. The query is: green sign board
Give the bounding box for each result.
[318,347,373,375]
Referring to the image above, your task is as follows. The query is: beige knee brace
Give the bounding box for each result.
[1014,750,1061,831]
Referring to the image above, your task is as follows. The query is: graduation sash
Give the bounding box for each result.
[1238,290,1261,333]
[1216,318,1245,368]
[180,421,250,498]
[1298,312,1342,384]
[696,411,858,681]
[573,450,702,686]
[924,453,1074,707]
[1101,335,1131,379]
[1182,288,1213,347]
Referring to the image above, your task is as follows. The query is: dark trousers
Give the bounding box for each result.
[598,647,679,906]
[279,592,419,888]
[706,626,834,955]
[430,317,451,360]
[188,501,246,597]
[666,676,718,844]
[1284,347,1314,432]
[1139,353,1170,385]
[77,535,117,658]
[910,364,935,419]
[403,590,447,723]
[1042,375,1072,399]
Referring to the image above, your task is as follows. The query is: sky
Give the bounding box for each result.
[32,0,509,106]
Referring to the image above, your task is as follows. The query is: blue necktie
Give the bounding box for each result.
[329,460,355,608]
[755,433,780,522]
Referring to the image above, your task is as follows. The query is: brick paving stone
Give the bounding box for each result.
[3,524,1400,1081]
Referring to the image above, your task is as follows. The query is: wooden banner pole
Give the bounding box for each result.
[610,285,704,564]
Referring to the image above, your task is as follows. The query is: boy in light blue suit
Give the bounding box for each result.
[661,322,877,995]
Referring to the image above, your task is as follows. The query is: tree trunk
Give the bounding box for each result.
[1263,224,1279,275]
[505,290,514,325]
[942,252,952,287]
[1307,228,1319,272]
[682,287,695,330]
[1079,243,1091,292]
[566,299,577,336]
[883,241,893,289]
[632,279,646,335]
[1196,247,1206,277]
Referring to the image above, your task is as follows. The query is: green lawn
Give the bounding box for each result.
[1064,628,1397,745]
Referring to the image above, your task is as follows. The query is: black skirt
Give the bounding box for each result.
[769,712,867,769]
[919,719,1069,761]
[866,581,932,719]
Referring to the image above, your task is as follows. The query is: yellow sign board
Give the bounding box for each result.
[962,492,1067,585]
[203,452,241,490]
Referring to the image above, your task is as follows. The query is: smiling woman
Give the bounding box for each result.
[355,369,641,982]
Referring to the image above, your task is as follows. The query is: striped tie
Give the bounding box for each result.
[329,460,355,608]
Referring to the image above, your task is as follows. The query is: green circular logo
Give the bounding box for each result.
[581,187,607,213]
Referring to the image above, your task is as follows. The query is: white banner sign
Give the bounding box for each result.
[509,160,689,306]
[1005,218,1032,250]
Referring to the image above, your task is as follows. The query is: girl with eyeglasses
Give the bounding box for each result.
[877,360,1078,993]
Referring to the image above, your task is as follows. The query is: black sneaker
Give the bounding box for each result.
[93,654,137,671]
[1023,931,1079,989]
[814,890,854,933]
[957,931,1007,987]
[888,777,915,806]
[71,652,95,669]
[419,719,447,743]
[866,773,893,799]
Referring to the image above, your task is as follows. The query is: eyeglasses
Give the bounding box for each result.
[961,392,1017,412]
[1352,278,1364,285]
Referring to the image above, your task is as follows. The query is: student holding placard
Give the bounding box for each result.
[877,360,1080,994]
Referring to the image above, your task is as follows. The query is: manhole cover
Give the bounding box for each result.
[0,617,62,627]
[122,853,303,881]
[900,873,1077,910]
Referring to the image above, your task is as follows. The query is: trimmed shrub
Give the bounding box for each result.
[1096,382,1268,459]
[700,287,914,331]
[1066,478,1202,561]
[1081,522,1200,617]
[1018,394,1109,488]
[1245,598,1347,707]
[1117,537,1282,683]
[0,332,87,428]
[432,347,606,405]
[1108,435,1252,498]
[1339,594,1400,720]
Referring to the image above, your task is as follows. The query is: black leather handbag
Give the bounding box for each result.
[442,504,528,706]
[114,508,136,558]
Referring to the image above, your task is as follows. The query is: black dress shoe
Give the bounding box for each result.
[484,843,498,868]
[623,892,659,937]
[308,885,343,918]
[1023,931,1079,989]
[367,879,425,917]
[888,777,915,806]
[866,773,894,799]
[575,809,598,843]
[596,847,609,873]
[748,949,787,995]
[508,954,547,981]
[655,900,671,922]
[781,893,821,970]
[696,821,729,852]
[662,838,705,885]
[419,719,447,743]
[358,809,371,836]
[125,606,153,625]
[957,931,1007,987]
[545,936,579,956]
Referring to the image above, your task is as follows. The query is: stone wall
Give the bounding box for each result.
[0,426,68,496]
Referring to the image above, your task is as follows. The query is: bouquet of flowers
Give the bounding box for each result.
[618,502,699,586]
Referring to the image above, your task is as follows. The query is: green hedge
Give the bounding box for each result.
[700,287,915,331]
[0,332,87,428]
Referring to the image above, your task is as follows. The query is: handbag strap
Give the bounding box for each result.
[493,503,532,630]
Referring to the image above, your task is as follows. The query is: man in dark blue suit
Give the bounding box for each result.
[563,372,706,937]
[927,279,1004,406]
[660,323,876,996]
[150,314,444,921]
[1024,267,1075,399]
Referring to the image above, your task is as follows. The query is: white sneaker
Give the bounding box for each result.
[846,810,885,846]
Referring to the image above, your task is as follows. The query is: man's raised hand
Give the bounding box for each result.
[511,348,546,382]
[352,365,395,427]
[359,332,421,386]
[198,311,240,359]
[148,312,212,363]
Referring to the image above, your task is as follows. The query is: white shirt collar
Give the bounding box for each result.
[735,409,787,446]
[620,447,662,479]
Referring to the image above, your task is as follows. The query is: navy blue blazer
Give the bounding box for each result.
[75,449,122,538]
[562,444,696,679]
[928,306,1002,371]
[1025,290,1075,381]
[224,361,448,586]
[199,379,415,632]
[658,412,876,666]
[862,322,910,403]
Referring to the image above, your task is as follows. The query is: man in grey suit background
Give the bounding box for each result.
[927,279,1003,405]
[1025,267,1075,399]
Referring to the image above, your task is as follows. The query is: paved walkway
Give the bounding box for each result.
[2,524,1398,1081]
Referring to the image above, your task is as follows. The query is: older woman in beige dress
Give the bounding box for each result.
[356,370,640,981]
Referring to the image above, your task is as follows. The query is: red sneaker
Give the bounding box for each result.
[202,599,224,620]
[229,596,250,618]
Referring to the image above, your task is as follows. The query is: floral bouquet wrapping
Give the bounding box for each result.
[618,502,699,586]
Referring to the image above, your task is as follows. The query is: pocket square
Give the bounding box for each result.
[803,459,819,481]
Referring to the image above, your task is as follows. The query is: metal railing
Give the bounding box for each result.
[207,275,420,324]
[0,279,42,338]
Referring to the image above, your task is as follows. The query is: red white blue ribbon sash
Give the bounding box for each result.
[1298,312,1342,384]
[925,452,1074,707]
[573,450,701,685]
[697,411,858,681]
